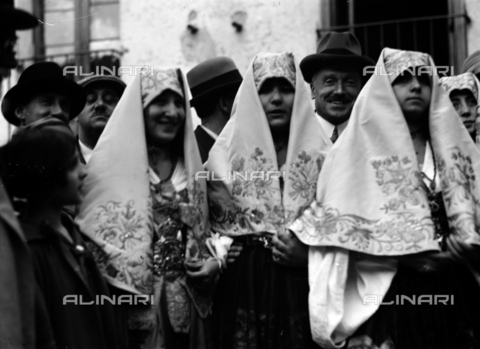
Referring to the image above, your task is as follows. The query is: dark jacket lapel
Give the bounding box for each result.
[194,125,216,163]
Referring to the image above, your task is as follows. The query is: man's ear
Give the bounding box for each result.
[15,106,26,125]
[310,84,315,100]
[218,95,233,114]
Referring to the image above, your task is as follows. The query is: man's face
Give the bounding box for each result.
[78,87,120,137]
[311,66,362,125]
[449,89,478,134]
[15,93,72,125]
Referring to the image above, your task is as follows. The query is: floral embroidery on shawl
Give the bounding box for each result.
[209,148,323,236]
[383,48,430,82]
[252,52,296,90]
[91,200,153,295]
[437,147,480,244]
[440,72,480,101]
[373,156,426,212]
[141,69,183,108]
[230,148,278,200]
[291,155,436,254]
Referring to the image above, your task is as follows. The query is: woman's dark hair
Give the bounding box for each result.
[0,127,78,199]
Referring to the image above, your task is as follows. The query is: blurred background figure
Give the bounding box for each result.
[440,72,480,143]
[75,75,126,163]
[187,57,242,163]
[0,0,37,77]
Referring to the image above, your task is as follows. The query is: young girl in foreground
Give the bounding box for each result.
[0,119,120,349]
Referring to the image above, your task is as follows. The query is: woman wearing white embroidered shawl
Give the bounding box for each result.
[440,72,480,144]
[205,52,330,349]
[75,69,218,349]
[289,47,480,349]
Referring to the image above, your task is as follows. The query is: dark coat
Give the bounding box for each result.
[0,181,55,349]
[194,126,216,163]
[22,215,120,349]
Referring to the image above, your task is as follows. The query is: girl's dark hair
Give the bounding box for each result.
[0,127,78,199]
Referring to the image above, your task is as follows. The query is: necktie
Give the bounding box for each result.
[330,126,339,143]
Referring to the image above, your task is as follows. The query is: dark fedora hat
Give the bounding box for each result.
[0,0,38,30]
[187,57,242,107]
[300,31,375,83]
[2,62,87,126]
[78,75,127,96]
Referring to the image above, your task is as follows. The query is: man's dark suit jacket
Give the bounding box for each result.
[194,125,216,163]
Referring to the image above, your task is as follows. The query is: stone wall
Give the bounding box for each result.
[120,0,320,77]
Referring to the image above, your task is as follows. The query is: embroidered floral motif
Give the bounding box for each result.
[288,151,323,202]
[91,200,153,294]
[437,147,480,243]
[141,69,183,108]
[252,52,296,90]
[383,48,430,82]
[231,148,278,200]
[94,200,148,250]
[440,72,479,101]
[210,148,322,235]
[290,155,439,254]
[372,155,426,212]
[293,205,434,254]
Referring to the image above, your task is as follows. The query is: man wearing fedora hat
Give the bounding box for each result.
[301,31,374,143]
[187,57,242,163]
[272,32,374,268]
[0,2,57,348]
[1,61,86,127]
[75,75,126,163]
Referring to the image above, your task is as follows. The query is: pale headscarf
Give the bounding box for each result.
[76,69,209,300]
[440,72,480,145]
[289,48,480,348]
[205,52,331,239]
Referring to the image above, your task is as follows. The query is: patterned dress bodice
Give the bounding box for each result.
[150,178,189,279]
[426,189,450,251]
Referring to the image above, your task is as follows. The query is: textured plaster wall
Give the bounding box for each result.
[466,0,480,56]
[120,0,320,77]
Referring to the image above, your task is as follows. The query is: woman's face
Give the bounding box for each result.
[449,89,478,134]
[52,152,86,206]
[392,72,431,122]
[258,78,295,133]
[144,90,185,146]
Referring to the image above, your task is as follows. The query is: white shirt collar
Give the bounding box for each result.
[316,113,349,139]
[421,141,440,189]
[78,139,93,164]
[200,125,218,140]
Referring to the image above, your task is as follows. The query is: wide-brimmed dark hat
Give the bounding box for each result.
[0,0,38,30]
[187,57,242,107]
[78,75,127,96]
[300,31,375,83]
[2,62,86,126]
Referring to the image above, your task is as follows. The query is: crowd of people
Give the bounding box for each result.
[2,2,480,349]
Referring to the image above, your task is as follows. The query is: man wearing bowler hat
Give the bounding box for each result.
[187,57,242,163]
[75,75,126,163]
[300,31,374,143]
[1,61,86,127]
[272,32,374,267]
